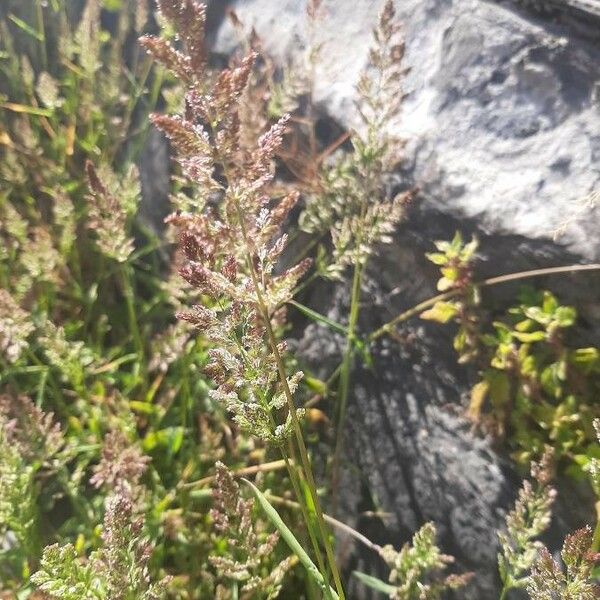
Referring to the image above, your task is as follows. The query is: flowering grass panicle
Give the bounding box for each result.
[527,527,600,599]
[39,320,96,390]
[0,196,72,300]
[498,449,556,598]
[0,213,64,299]
[148,321,192,374]
[209,462,293,598]
[180,303,304,444]
[0,202,28,251]
[0,396,67,578]
[90,430,151,492]
[0,421,39,565]
[19,226,63,288]
[0,393,64,463]
[51,191,77,256]
[98,490,168,600]
[72,0,102,76]
[85,162,139,263]
[300,0,413,280]
[140,0,207,85]
[0,290,35,364]
[32,487,168,600]
[142,1,310,445]
[379,523,472,600]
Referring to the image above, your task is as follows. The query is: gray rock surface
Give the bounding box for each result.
[215,0,600,259]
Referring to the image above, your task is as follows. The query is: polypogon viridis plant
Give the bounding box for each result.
[527,526,600,600]
[379,523,472,600]
[209,462,295,598]
[298,0,415,501]
[0,394,65,587]
[497,449,556,599]
[299,0,413,280]
[140,1,344,596]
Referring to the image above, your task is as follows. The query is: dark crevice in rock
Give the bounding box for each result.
[493,0,600,41]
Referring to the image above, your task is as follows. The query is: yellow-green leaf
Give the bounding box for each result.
[421,301,458,324]
[469,380,489,422]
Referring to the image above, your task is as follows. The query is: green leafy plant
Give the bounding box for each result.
[353,523,472,600]
[476,290,599,467]
[421,231,481,364]
[32,488,170,599]
[422,232,600,474]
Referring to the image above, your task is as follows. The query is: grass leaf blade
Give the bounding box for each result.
[352,571,397,595]
[288,300,348,336]
[8,14,44,41]
[242,478,339,600]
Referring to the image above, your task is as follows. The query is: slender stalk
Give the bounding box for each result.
[56,466,93,528]
[127,66,165,164]
[179,349,192,429]
[24,349,68,417]
[281,446,335,600]
[232,286,333,592]
[119,263,145,377]
[262,289,345,599]
[369,263,600,342]
[331,258,363,507]
[0,356,26,416]
[592,500,600,553]
[115,56,153,160]
[329,175,371,508]
[232,197,345,599]
[181,458,286,488]
[254,381,328,581]
[35,0,48,71]
[266,493,383,555]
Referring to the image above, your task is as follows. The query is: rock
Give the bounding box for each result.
[214,0,600,260]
